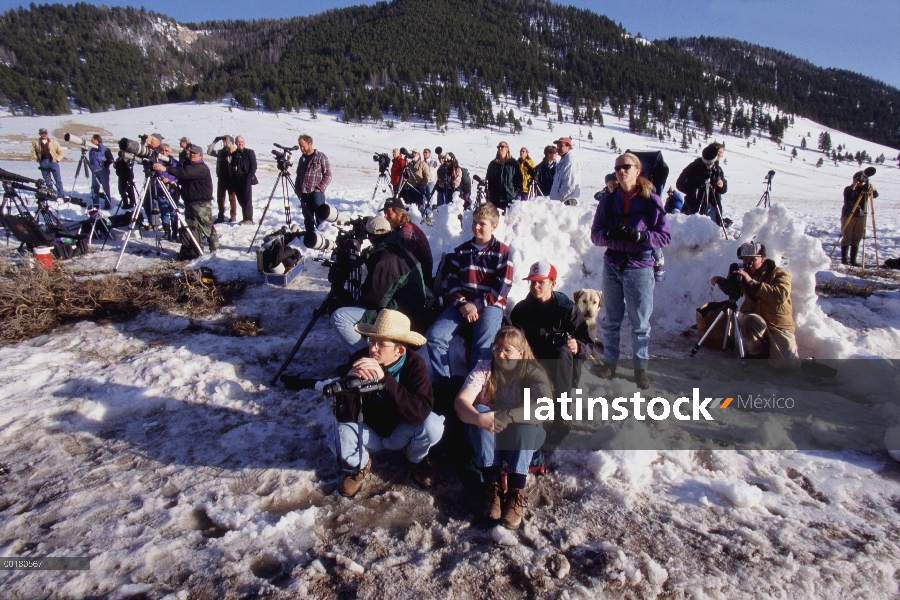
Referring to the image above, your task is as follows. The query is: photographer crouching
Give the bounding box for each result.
[326,309,444,497]
[710,242,799,369]
[152,144,220,259]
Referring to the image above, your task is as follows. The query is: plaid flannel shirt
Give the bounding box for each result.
[446,236,514,310]
[296,150,332,194]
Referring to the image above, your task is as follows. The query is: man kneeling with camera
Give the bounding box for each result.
[710,241,800,368]
[326,309,445,498]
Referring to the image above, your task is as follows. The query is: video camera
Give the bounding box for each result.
[303,204,372,293]
[321,376,385,398]
[373,152,390,175]
[118,137,171,165]
[399,147,413,159]
[272,143,298,172]
[715,263,745,301]
[0,167,58,202]
[63,133,98,151]
[764,170,775,182]
[472,174,486,186]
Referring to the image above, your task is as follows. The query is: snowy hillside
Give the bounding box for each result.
[0,100,899,598]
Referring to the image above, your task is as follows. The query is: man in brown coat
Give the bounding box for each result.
[30,128,65,197]
[712,241,799,368]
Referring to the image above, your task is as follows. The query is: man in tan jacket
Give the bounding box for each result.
[30,128,65,197]
[712,241,799,368]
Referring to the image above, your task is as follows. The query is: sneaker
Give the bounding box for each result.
[594,361,616,379]
[501,488,526,529]
[483,482,503,520]
[634,368,650,389]
[239,220,253,226]
[214,215,226,224]
[339,458,371,498]
[406,457,436,489]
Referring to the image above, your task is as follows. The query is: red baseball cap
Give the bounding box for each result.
[524,260,557,281]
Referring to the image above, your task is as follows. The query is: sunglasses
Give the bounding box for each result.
[614,164,636,172]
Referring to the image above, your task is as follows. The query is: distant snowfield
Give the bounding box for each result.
[1,101,899,598]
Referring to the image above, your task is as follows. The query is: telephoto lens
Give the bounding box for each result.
[316,204,343,224]
[118,138,156,160]
[303,231,336,251]
[64,133,98,151]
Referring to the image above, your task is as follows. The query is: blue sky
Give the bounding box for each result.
[2,0,898,88]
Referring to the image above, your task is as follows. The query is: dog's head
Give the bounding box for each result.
[574,289,603,319]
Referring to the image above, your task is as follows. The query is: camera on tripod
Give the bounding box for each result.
[322,376,385,398]
[719,263,745,301]
[372,153,390,175]
[764,170,775,182]
[272,143,298,172]
[118,137,170,165]
[0,168,58,202]
[63,133,98,151]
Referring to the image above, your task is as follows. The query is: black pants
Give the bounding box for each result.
[117,175,136,208]
[234,177,253,222]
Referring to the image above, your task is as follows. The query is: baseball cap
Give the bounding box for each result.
[38,128,48,135]
[411,148,421,155]
[523,260,557,281]
[152,133,165,141]
[188,144,204,154]
[381,197,407,212]
[554,137,572,145]
[736,242,764,258]
[366,216,392,237]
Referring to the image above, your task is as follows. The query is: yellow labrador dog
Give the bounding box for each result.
[573,288,603,345]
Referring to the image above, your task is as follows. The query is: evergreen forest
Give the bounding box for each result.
[1,0,897,149]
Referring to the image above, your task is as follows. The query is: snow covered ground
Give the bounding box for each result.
[0,99,899,598]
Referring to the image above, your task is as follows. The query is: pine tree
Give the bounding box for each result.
[816,157,823,168]
[587,130,593,141]
[541,95,550,116]
[610,137,617,152]
[791,148,797,158]
[800,137,807,149]
[817,131,832,153]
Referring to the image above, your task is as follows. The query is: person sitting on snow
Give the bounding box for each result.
[710,241,800,368]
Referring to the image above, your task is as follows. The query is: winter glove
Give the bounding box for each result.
[605,225,629,241]
[621,226,648,244]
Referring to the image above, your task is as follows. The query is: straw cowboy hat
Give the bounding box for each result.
[354,309,427,348]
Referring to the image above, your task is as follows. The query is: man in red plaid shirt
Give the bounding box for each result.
[294,134,332,233]
[426,202,514,381]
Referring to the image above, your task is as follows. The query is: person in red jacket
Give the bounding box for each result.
[326,310,445,498]
[390,148,407,195]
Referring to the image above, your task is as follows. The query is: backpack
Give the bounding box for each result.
[459,167,472,195]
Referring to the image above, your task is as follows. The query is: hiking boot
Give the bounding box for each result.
[840,246,849,265]
[501,488,526,529]
[214,215,226,224]
[339,459,371,498]
[103,200,111,210]
[634,368,650,389]
[483,482,503,520]
[594,361,616,379]
[563,198,578,206]
[407,457,436,489]
[239,219,253,226]
[850,245,860,267]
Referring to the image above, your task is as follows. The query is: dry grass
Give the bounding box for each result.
[0,258,247,344]
[816,278,875,298]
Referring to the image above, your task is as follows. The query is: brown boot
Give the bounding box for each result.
[634,368,650,389]
[339,458,371,498]
[501,488,526,529]
[406,457,436,489]
[594,360,616,379]
[483,482,503,520]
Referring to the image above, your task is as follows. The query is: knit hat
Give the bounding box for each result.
[355,309,427,348]
[523,260,557,281]
[701,144,719,165]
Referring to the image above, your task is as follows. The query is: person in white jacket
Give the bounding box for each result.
[549,136,580,205]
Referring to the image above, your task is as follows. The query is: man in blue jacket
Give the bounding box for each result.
[88,134,114,209]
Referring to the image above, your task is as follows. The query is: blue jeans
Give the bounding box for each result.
[39,159,64,198]
[464,404,545,475]
[91,169,112,206]
[331,306,368,353]
[601,264,655,369]
[425,182,435,205]
[327,412,445,470]
[426,304,504,380]
[300,191,326,232]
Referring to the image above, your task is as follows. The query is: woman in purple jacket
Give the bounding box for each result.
[590,152,671,389]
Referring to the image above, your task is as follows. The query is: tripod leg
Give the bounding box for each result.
[732,310,745,359]
[248,172,283,253]
[870,195,878,267]
[113,177,152,272]
[270,291,335,386]
[690,308,729,357]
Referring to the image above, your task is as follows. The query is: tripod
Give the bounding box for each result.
[371,169,391,201]
[113,171,203,271]
[248,167,298,253]
[690,299,746,359]
[757,174,773,208]
[270,233,365,386]
[698,179,729,240]
[71,147,109,209]
[526,177,538,201]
